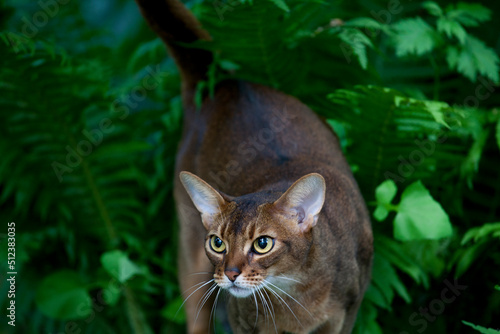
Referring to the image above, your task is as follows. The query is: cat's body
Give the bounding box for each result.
[135,1,373,333]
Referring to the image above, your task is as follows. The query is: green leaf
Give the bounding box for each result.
[460,128,490,185]
[422,100,451,128]
[375,180,398,204]
[448,3,491,27]
[219,59,240,71]
[446,45,460,69]
[374,206,389,222]
[391,17,437,57]
[374,180,398,221]
[461,222,500,245]
[393,181,453,241]
[462,321,500,334]
[268,0,290,12]
[466,36,500,83]
[446,35,500,83]
[101,250,143,283]
[422,1,443,16]
[338,28,373,69]
[343,17,384,31]
[437,17,467,44]
[35,270,92,320]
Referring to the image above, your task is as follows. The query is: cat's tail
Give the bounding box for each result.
[135,0,212,93]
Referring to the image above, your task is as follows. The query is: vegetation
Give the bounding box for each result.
[0,0,499,333]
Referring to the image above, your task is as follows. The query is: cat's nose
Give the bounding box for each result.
[225,268,241,282]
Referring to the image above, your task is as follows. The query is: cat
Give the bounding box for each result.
[134,0,373,333]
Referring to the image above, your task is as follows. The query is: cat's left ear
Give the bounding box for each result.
[179,171,227,229]
[273,173,326,233]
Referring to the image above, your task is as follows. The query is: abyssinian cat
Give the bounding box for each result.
[135,0,373,333]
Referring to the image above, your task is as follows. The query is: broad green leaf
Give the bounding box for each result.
[374,180,397,221]
[35,270,92,320]
[422,1,443,16]
[393,181,452,241]
[101,250,143,283]
[375,179,398,204]
[437,17,467,44]
[374,206,389,222]
[462,321,500,334]
[391,17,437,57]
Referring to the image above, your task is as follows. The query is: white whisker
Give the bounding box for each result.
[263,281,304,329]
[195,283,218,325]
[265,280,313,320]
[277,274,303,284]
[209,287,222,332]
[261,287,278,333]
[176,279,215,318]
[252,290,259,330]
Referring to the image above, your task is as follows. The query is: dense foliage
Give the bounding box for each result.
[1,0,499,333]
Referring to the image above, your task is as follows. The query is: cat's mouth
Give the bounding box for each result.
[226,284,255,298]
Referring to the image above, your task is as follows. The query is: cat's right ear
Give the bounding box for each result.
[179,171,226,228]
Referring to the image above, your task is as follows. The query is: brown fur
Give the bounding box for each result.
[135,1,373,333]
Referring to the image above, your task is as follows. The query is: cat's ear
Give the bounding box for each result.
[179,172,227,227]
[273,173,326,233]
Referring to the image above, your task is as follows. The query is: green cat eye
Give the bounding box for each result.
[253,236,274,254]
[210,235,226,253]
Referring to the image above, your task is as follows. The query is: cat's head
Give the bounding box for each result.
[180,171,325,298]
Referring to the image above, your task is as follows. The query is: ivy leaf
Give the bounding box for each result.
[391,17,437,57]
[393,181,453,241]
[338,28,373,69]
[35,270,92,320]
[422,1,443,17]
[374,180,398,221]
[101,250,143,283]
[462,321,500,334]
[376,180,398,204]
[437,17,467,44]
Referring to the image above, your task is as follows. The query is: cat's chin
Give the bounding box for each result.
[226,285,254,298]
